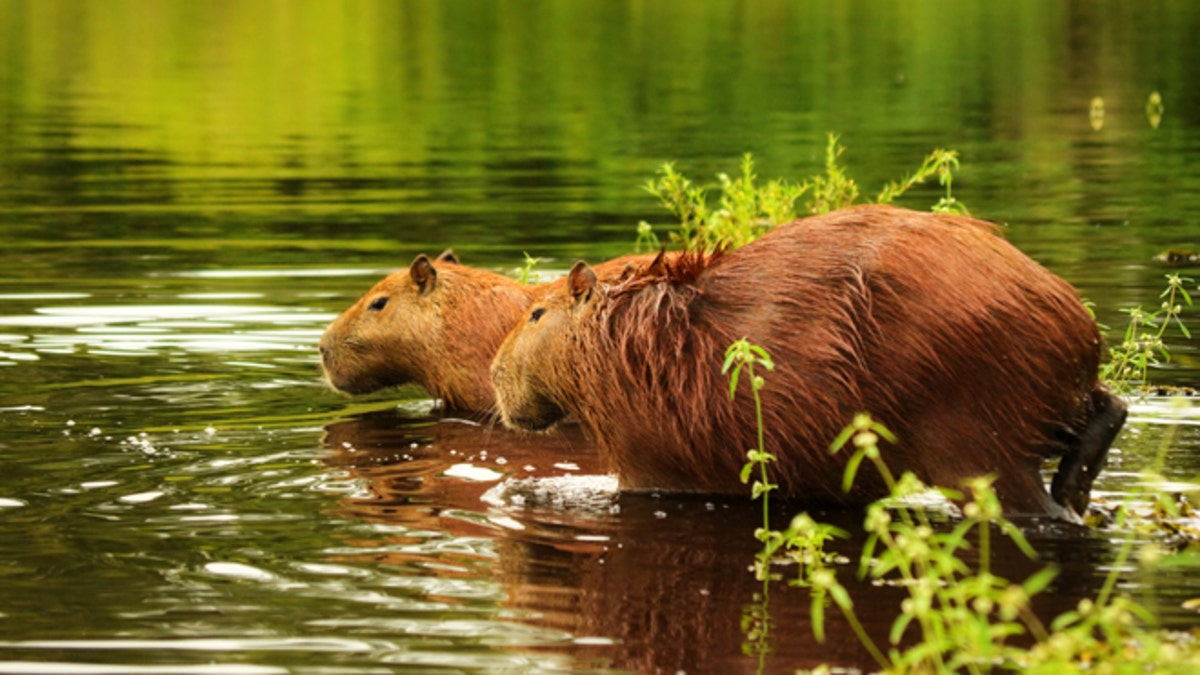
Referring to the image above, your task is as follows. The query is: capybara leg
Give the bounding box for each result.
[990,462,1079,522]
[1051,388,1128,517]
[906,414,1074,520]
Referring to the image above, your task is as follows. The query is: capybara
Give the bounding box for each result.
[319,250,657,412]
[490,205,1127,520]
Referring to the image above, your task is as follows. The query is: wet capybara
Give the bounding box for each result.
[491,205,1127,520]
[319,251,658,412]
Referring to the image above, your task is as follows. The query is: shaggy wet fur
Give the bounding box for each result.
[492,205,1126,518]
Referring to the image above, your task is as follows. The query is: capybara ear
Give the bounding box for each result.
[437,249,459,265]
[567,261,597,304]
[564,260,597,302]
[410,254,437,294]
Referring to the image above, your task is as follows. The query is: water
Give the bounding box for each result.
[2,1,1200,672]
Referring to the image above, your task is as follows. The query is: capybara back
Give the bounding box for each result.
[492,205,1124,519]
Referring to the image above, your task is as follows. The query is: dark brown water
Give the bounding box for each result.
[2,1,1200,673]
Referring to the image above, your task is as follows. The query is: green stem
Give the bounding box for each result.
[840,603,890,669]
[752,362,770,531]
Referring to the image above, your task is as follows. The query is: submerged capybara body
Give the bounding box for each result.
[319,251,658,412]
[491,205,1126,519]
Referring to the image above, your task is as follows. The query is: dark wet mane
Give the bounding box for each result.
[606,247,724,299]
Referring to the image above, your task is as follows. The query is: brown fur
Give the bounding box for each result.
[319,251,659,412]
[491,205,1125,518]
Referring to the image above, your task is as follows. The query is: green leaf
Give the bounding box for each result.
[811,587,827,643]
[1049,610,1081,632]
[1021,565,1059,597]
[940,521,974,554]
[751,481,776,500]
[721,345,739,374]
[1179,284,1194,306]
[829,583,853,611]
[997,520,1039,560]
[889,612,914,646]
[739,461,755,484]
[871,422,898,444]
[829,425,856,454]
[842,451,865,493]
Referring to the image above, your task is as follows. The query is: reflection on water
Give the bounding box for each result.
[315,411,1198,673]
[2,0,1200,672]
[0,301,327,357]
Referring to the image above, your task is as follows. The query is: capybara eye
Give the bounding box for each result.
[368,297,389,312]
[529,308,546,323]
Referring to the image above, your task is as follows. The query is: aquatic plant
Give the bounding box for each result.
[638,134,966,251]
[516,252,542,284]
[725,340,1200,673]
[877,145,966,216]
[722,337,778,580]
[1101,273,1193,395]
[640,153,803,252]
[820,418,1199,672]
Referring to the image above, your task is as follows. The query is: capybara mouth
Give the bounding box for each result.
[503,413,560,432]
[322,367,389,396]
[501,397,567,432]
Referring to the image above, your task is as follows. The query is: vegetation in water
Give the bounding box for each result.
[725,341,1200,674]
[636,134,966,252]
[1101,273,1193,395]
[515,251,542,284]
[722,337,779,581]
[638,142,1193,392]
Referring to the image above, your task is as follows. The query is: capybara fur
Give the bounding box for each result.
[491,205,1127,519]
[320,250,658,412]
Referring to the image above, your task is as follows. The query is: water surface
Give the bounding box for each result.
[3,2,1200,673]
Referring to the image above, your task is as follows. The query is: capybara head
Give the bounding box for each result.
[320,250,533,411]
[492,252,676,432]
[491,261,600,431]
